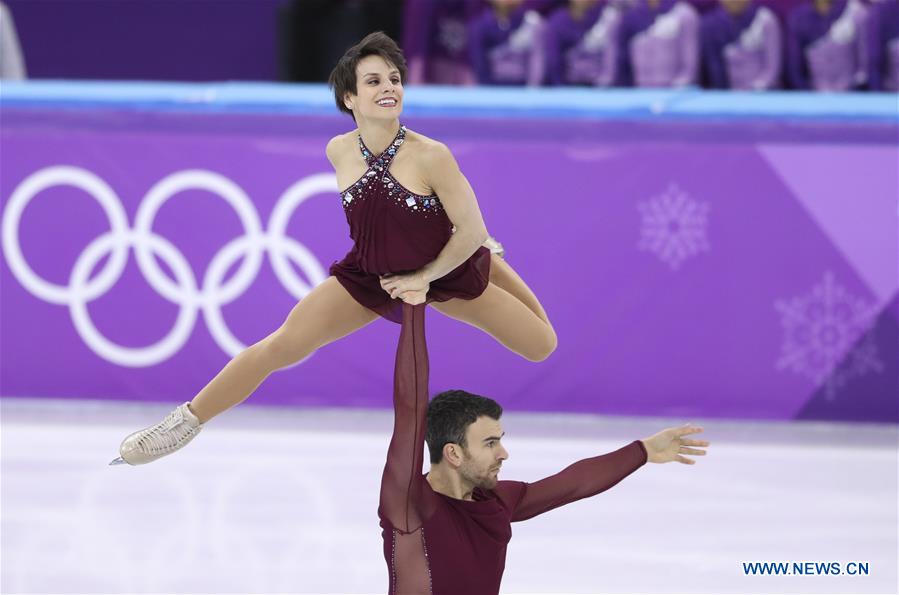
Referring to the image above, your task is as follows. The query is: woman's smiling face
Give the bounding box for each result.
[346,55,404,122]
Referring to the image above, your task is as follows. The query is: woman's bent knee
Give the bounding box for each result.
[522,325,558,362]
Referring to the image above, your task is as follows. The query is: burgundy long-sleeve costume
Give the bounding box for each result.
[380,304,649,594]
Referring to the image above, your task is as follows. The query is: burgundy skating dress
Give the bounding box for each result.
[329,124,491,324]
[381,304,649,594]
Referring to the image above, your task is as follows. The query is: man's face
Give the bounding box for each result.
[345,55,404,122]
[458,416,509,490]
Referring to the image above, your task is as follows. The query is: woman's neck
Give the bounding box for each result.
[357,119,401,156]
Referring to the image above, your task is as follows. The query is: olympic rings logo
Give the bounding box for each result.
[2,166,337,367]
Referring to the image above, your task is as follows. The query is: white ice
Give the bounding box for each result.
[2,397,896,594]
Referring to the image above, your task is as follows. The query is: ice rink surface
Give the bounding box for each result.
[2,397,896,595]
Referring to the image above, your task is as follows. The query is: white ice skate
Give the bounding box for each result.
[483,235,505,258]
[108,401,204,466]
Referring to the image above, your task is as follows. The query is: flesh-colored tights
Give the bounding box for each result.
[188,254,556,423]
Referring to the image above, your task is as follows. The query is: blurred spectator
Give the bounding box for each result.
[526,0,570,13]
[0,0,26,79]
[701,0,782,90]
[865,0,898,91]
[688,0,720,13]
[787,0,870,91]
[279,0,402,83]
[543,0,624,86]
[402,0,485,85]
[762,0,807,24]
[617,0,700,87]
[469,0,547,85]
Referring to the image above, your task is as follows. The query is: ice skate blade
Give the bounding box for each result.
[108,456,129,466]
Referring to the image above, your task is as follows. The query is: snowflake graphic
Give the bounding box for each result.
[637,183,710,270]
[775,272,883,400]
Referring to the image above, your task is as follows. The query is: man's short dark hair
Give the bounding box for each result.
[328,31,408,121]
[426,390,503,464]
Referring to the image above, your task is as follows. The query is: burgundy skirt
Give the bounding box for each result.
[330,246,491,324]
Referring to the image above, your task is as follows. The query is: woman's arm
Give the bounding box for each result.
[418,142,489,284]
[325,134,347,172]
[380,141,489,303]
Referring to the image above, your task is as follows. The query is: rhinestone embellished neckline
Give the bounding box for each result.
[340,123,443,217]
[358,124,405,167]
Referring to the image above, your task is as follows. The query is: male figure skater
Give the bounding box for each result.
[381,303,710,594]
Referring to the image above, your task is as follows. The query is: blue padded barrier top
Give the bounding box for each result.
[1,80,897,123]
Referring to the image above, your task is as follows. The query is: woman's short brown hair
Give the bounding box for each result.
[328,31,408,120]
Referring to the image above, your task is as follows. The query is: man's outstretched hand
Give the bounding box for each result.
[641,424,709,465]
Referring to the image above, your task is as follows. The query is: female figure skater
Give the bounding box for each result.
[110,31,557,466]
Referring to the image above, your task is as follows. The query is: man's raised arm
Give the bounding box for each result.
[378,303,431,533]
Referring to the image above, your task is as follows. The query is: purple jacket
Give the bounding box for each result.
[701,3,782,90]
[468,5,547,85]
[618,0,700,87]
[544,1,623,86]
[402,0,487,85]
[866,0,899,91]
[787,0,870,90]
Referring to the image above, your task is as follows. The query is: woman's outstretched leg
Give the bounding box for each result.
[430,258,557,362]
[189,277,380,423]
[110,277,379,465]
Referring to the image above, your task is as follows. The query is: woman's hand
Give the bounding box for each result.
[379,272,430,306]
[640,424,709,465]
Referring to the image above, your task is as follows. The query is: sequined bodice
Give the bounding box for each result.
[339,124,444,216]
[335,124,454,277]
